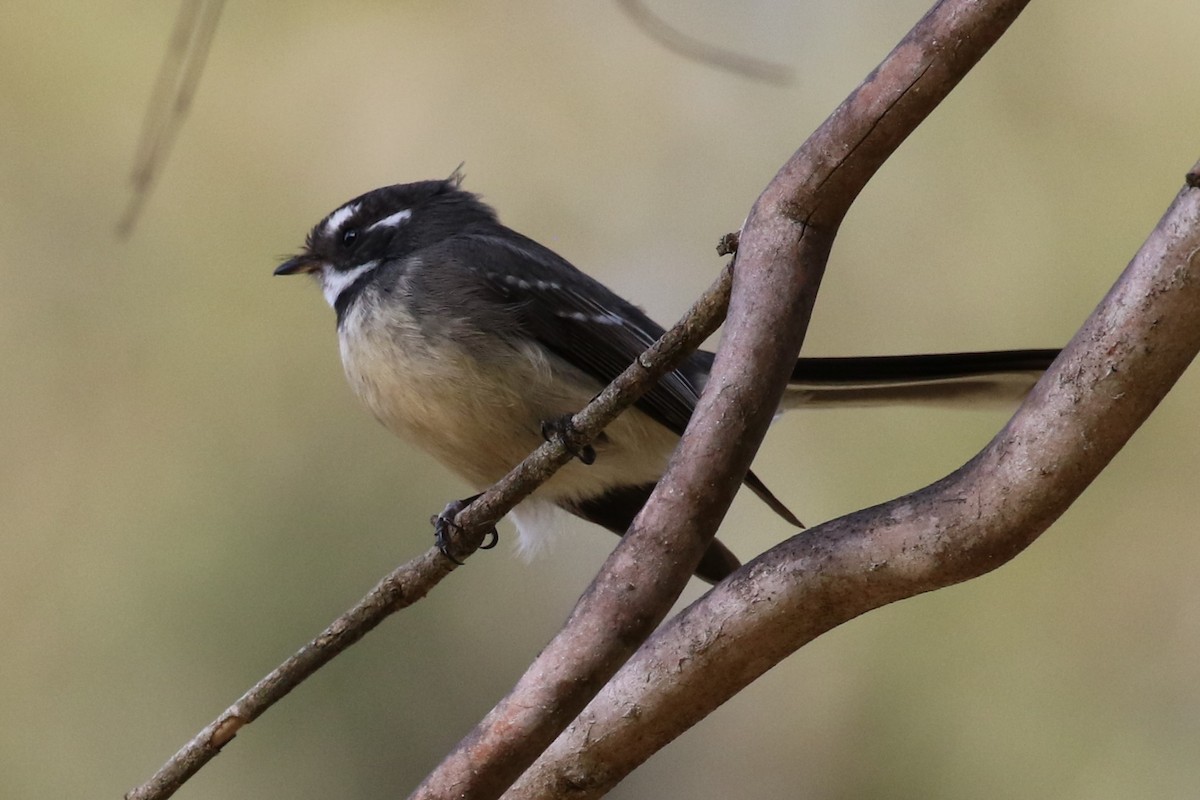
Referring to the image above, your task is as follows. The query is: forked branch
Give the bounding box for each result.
[507,160,1200,798]
[413,1,1036,798]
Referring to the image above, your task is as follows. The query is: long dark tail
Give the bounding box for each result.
[784,349,1059,409]
[564,348,1060,584]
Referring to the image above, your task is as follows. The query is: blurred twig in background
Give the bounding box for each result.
[616,0,794,85]
[117,0,783,243]
[117,0,224,238]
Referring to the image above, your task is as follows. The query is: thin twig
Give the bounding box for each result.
[125,549,453,800]
[124,264,734,800]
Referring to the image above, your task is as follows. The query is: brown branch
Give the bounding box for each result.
[507,160,1200,798]
[413,1,1033,798]
[125,549,455,800]
[124,264,734,800]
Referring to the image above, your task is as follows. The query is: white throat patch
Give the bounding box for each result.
[320,259,380,308]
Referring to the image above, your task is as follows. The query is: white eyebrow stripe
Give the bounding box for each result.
[323,202,361,237]
[366,209,413,232]
[320,259,380,308]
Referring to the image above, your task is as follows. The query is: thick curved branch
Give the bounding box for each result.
[507,167,1200,798]
[413,1,1033,798]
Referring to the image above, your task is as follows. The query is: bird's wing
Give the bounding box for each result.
[448,230,705,435]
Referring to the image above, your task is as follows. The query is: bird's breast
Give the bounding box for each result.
[336,298,678,502]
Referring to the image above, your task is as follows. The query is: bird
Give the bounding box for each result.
[275,176,1058,583]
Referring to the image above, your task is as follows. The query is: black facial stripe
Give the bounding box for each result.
[334,270,380,327]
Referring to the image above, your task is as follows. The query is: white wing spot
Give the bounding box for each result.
[556,310,624,325]
[499,275,533,290]
[492,273,563,292]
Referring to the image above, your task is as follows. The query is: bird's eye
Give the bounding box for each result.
[341,228,359,247]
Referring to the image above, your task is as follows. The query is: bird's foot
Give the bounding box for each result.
[432,494,498,565]
[541,414,596,465]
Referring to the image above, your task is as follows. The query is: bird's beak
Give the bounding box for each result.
[274,254,323,276]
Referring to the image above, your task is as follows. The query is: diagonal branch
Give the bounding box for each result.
[124,262,734,800]
[412,1,1034,798]
[507,160,1200,798]
[125,549,456,800]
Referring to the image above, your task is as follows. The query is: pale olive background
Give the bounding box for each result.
[3,2,1200,798]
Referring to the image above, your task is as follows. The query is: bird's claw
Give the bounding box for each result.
[433,494,498,565]
[541,414,596,465]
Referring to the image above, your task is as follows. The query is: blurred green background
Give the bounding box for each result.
[3,1,1199,798]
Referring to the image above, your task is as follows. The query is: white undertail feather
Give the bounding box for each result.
[507,500,566,559]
